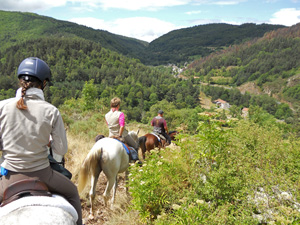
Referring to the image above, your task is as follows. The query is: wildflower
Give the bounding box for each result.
[196,199,205,204]
[172,204,181,210]
[157,212,167,220]
[140,181,145,185]
[179,197,188,203]
[157,161,163,166]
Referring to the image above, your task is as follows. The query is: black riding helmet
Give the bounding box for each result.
[17,57,51,82]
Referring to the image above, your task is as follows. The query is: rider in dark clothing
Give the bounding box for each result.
[151,110,171,144]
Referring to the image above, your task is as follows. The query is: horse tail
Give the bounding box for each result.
[139,136,147,154]
[78,147,103,194]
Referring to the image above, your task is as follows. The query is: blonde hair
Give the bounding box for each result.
[110,97,121,108]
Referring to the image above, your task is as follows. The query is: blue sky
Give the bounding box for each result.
[0,0,300,42]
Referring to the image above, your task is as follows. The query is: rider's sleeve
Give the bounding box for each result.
[163,119,167,127]
[119,112,125,127]
[51,110,68,156]
[151,118,154,126]
[0,134,2,151]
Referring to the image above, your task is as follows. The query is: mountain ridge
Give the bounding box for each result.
[0,10,286,66]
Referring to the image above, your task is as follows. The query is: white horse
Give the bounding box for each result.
[78,130,139,216]
[0,194,78,225]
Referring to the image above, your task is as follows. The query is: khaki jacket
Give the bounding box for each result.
[0,88,67,172]
[105,109,128,137]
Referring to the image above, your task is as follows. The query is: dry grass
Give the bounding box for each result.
[65,134,93,178]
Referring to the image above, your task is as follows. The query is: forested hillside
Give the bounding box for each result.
[0,10,299,131]
[0,37,199,123]
[0,10,147,59]
[0,11,284,66]
[143,23,285,65]
[182,23,300,115]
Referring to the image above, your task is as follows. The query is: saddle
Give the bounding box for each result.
[111,136,139,161]
[152,132,166,142]
[0,179,51,207]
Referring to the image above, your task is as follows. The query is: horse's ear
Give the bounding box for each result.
[137,129,140,135]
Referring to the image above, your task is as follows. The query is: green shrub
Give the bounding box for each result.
[128,148,189,223]
[128,118,300,224]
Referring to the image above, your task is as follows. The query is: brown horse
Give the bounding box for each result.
[138,133,168,159]
[169,130,179,141]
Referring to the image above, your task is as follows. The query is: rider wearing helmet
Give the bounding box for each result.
[0,57,82,225]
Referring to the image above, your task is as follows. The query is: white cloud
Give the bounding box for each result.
[0,0,247,12]
[269,8,300,26]
[68,0,190,11]
[69,17,180,42]
[189,18,241,26]
[69,17,107,29]
[0,0,66,11]
[192,0,246,5]
[212,1,243,5]
[185,10,202,15]
[0,0,189,12]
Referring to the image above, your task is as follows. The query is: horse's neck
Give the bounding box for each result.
[128,132,138,143]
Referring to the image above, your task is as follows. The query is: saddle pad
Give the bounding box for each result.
[151,132,161,142]
[0,194,78,221]
[115,139,130,154]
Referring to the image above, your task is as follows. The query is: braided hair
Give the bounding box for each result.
[16,75,43,110]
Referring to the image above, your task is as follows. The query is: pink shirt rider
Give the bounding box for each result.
[112,108,125,127]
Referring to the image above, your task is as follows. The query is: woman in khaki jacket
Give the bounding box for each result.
[105,97,139,151]
[0,57,82,225]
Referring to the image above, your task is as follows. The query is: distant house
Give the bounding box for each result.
[213,99,230,109]
[241,107,249,118]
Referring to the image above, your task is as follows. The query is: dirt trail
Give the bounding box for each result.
[80,172,128,225]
